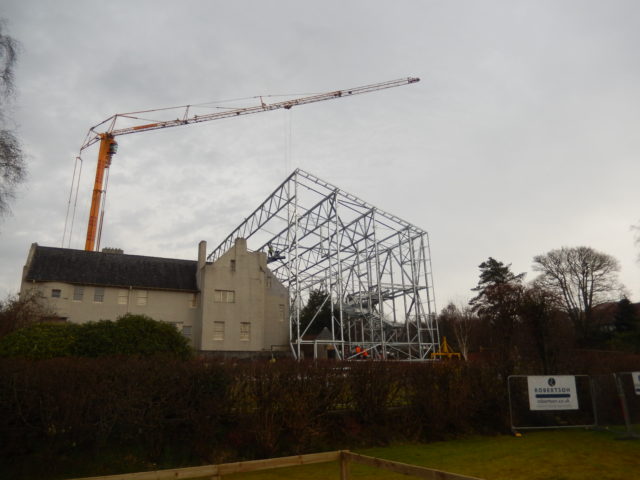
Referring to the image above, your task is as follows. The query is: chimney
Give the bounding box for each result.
[196,240,207,291]
[234,237,247,252]
[102,247,124,254]
[198,240,207,271]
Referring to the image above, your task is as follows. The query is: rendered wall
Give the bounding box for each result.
[198,238,289,354]
[19,280,198,338]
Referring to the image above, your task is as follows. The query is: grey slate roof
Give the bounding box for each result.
[24,245,198,291]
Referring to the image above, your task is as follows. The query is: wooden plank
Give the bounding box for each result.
[65,463,219,480]
[217,451,341,475]
[343,452,484,480]
[340,450,351,480]
[66,451,341,480]
[67,450,481,480]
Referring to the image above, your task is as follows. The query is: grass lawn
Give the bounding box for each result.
[221,429,640,480]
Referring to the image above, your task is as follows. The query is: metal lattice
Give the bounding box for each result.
[208,169,439,360]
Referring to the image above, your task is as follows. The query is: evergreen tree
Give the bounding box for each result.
[614,298,638,333]
[469,257,525,372]
[299,289,333,336]
[470,257,525,311]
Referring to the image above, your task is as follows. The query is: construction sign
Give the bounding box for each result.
[527,376,579,411]
[633,372,640,396]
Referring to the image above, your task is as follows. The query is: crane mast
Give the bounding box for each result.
[80,77,420,251]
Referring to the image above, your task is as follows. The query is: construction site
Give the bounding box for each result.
[30,77,440,361]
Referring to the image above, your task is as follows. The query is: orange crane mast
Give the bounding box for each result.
[78,77,420,251]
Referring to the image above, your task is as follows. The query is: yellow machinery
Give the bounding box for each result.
[430,336,462,360]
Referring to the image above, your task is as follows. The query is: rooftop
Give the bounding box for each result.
[24,245,198,292]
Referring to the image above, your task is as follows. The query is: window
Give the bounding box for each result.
[72,286,83,301]
[230,259,236,272]
[94,287,105,303]
[182,325,192,338]
[118,289,128,305]
[51,288,61,298]
[136,290,148,306]
[213,321,225,341]
[279,304,285,322]
[189,293,198,308]
[240,322,251,341]
[213,289,235,303]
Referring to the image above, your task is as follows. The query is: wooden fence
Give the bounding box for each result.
[66,450,484,480]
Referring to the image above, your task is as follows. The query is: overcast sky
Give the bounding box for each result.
[1,0,639,307]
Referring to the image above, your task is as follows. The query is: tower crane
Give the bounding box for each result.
[76,77,420,251]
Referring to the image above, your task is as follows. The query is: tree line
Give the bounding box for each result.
[439,246,637,373]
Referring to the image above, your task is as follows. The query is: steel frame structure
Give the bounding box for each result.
[208,169,439,360]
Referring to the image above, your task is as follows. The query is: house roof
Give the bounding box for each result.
[24,245,198,292]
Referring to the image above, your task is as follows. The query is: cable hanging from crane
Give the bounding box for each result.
[63,77,420,252]
[62,156,84,248]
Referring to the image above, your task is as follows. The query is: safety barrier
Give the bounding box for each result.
[508,373,640,438]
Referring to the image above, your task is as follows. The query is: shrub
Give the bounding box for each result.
[0,323,80,359]
[73,314,192,359]
[0,314,192,359]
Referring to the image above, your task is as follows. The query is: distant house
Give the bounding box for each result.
[20,238,289,357]
[591,300,640,333]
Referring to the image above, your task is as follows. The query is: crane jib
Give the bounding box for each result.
[79,76,420,251]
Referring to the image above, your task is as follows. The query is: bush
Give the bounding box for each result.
[0,356,232,478]
[0,323,80,359]
[73,314,193,359]
[0,314,192,359]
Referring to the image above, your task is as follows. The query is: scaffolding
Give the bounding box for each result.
[208,169,439,360]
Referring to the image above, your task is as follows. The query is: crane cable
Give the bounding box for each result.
[95,166,111,252]
[62,156,84,248]
[284,108,293,177]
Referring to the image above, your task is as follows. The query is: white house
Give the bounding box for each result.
[20,238,290,358]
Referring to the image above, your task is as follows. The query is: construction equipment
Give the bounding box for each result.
[73,77,420,251]
[430,336,462,360]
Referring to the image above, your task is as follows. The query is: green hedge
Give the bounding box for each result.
[0,323,81,359]
[0,314,192,359]
[1,353,638,480]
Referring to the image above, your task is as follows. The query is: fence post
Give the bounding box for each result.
[340,451,350,480]
[589,375,600,429]
[614,373,639,440]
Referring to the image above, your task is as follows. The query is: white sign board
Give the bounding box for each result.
[527,376,579,411]
[633,372,640,396]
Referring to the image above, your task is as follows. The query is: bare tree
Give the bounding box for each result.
[0,20,25,217]
[532,246,622,343]
[438,302,477,360]
[0,290,53,338]
[634,221,640,263]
